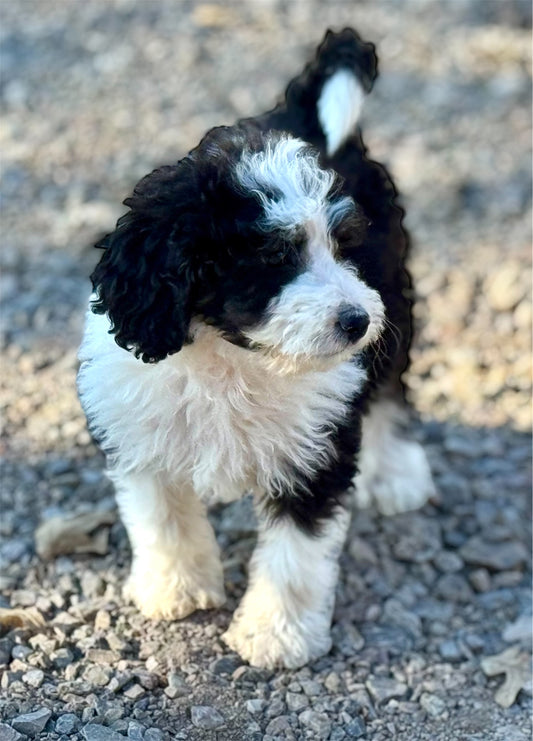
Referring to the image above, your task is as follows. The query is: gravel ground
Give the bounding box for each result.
[1,1,531,740]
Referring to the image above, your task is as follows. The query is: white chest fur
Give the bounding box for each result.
[79,315,367,504]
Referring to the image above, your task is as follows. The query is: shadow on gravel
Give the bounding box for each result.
[1,414,531,738]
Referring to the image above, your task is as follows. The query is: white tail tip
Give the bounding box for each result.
[317,69,365,156]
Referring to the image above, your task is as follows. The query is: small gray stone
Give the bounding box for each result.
[244,722,262,741]
[1,539,31,563]
[265,715,291,735]
[0,723,23,741]
[460,537,528,571]
[464,633,485,653]
[82,724,126,741]
[468,568,491,593]
[330,728,347,741]
[1,672,17,690]
[190,706,225,730]
[11,645,31,662]
[348,536,378,565]
[123,683,146,700]
[127,720,145,740]
[103,706,124,725]
[209,655,242,675]
[28,634,57,653]
[232,665,270,684]
[331,621,365,655]
[109,720,128,734]
[164,686,184,699]
[167,670,187,691]
[478,589,516,610]
[286,691,309,712]
[86,649,121,664]
[503,614,533,646]
[0,638,15,664]
[9,589,36,607]
[300,679,323,696]
[435,573,473,603]
[299,709,331,739]
[361,624,414,654]
[413,598,453,621]
[55,714,80,734]
[51,647,75,668]
[82,708,97,724]
[165,671,190,700]
[345,717,366,738]
[265,697,286,718]
[134,670,159,690]
[493,570,524,588]
[108,671,132,693]
[391,516,441,564]
[438,639,463,661]
[83,664,112,687]
[11,708,52,736]
[419,692,446,717]
[80,571,106,598]
[144,730,165,741]
[366,677,408,704]
[245,699,266,715]
[22,669,44,688]
[324,672,342,693]
[443,530,467,549]
[433,550,464,573]
[383,598,423,637]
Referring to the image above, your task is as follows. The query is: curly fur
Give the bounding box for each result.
[78,28,435,669]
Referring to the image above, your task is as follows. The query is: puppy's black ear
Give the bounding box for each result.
[91,164,197,363]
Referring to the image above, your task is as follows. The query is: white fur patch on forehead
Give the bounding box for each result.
[234,136,353,231]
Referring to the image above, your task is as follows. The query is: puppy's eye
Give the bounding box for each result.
[334,221,356,246]
[333,209,368,252]
[265,250,286,265]
[292,233,306,251]
[261,232,305,267]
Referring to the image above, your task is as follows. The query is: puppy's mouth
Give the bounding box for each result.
[203,309,384,373]
[244,324,382,374]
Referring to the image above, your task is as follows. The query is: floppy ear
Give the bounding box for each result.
[91,165,197,363]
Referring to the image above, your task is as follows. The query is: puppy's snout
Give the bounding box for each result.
[337,304,370,342]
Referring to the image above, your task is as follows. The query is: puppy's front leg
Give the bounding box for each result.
[112,471,226,620]
[223,503,350,669]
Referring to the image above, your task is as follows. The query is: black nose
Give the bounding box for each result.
[337,305,370,342]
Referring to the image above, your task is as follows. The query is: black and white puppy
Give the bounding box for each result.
[78,29,435,669]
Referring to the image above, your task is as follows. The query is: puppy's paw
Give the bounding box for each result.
[355,437,436,515]
[124,572,226,620]
[222,609,331,669]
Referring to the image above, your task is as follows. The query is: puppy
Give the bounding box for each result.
[78,29,435,669]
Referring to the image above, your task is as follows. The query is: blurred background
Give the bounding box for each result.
[0,1,531,737]
[1,0,531,465]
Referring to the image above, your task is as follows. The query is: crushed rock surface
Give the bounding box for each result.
[1,1,531,740]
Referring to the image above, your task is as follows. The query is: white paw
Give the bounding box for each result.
[222,609,331,669]
[355,437,436,516]
[124,571,226,620]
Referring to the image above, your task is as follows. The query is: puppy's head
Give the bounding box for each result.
[91,127,384,367]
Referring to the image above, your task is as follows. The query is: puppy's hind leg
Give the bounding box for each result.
[112,471,226,620]
[354,397,437,515]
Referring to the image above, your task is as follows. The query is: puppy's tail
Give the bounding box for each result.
[284,28,378,157]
